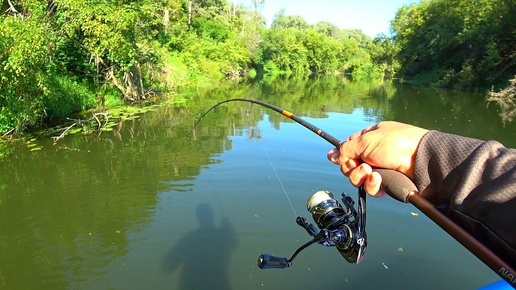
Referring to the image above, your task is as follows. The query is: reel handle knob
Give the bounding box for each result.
[257,254,290,269]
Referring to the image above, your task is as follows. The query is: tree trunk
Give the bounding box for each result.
[163,7,169,28]
[188,0,192,26]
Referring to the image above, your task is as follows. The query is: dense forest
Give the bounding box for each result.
[1,0,515,135]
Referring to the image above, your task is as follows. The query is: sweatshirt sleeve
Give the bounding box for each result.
[414,130,516,269]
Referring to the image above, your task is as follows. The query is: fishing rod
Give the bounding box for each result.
[187,98,515,287]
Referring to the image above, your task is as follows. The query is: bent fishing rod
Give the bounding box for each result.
[187,98,515,286]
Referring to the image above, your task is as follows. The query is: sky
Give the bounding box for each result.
[236,0,417,37]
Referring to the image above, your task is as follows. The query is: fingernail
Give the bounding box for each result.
[330,153,338,162]
[345,159,356,168]
[370,172,380,185]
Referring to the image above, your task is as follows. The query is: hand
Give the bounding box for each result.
[327,121,428,197]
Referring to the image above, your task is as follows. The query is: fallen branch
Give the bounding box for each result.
[52,111,109,144]
[92,111,109,128]
[487,75,516,124]
[52,122,77,144]
[1,128,15,139]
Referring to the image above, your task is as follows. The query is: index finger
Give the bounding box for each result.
[335,137,364,164]
[346,124,376,142]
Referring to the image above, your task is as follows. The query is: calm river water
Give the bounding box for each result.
[1,77,515,289]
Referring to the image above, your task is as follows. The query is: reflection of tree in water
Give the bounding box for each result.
[163,203,238,289]
[487,75,516,124]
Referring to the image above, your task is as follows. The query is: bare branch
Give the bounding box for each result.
[52,111,109,144]
[487,75,516,124]
[52,122,77,144]
[6,0,20,16]
[1,128,15,138]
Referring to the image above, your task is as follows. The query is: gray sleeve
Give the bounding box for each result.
[414,130,516,268]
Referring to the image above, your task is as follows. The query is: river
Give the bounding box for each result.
[1,77,514,289]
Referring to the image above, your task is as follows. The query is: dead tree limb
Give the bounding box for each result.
[52,111,109,144]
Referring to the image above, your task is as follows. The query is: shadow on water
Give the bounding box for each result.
[163,203,238,289]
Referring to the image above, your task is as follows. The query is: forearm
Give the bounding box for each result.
[414,130,516,268]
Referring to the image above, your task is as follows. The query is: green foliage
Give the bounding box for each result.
[192,17,230,41]
[44,76,97,118]
[0,0,416,136]
[0,9,54,133]
[367,35,400,79]
[231,7,265,61]
[101,88,125,108]
[270,9,308,30]
[256,14,385,79]
[340,29,371,45]
[390,0,516,90]
[303,28,341,74]
[258,28,309,75]
[178,31,250,79]
[262,60,281,75]
[0,0,169,134]
[57,0,166,99]
[312,21,341,38]
[248,68,257,78]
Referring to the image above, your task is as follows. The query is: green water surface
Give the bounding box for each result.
[1,78,514,289]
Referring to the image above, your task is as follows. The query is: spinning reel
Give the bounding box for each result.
[258,187,367,269]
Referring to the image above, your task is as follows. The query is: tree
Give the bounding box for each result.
[56,0,167,100]
[312,21,340,38]
[368,34,400,79]
[390,0,516,90]
[258,27,309,75]
[303,28,341,74]
[270,9,308,30]
[0,3,54,133]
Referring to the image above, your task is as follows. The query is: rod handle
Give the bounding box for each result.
[373,169,417,203]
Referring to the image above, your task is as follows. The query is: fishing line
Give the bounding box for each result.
[246,101,297,217]
[258,138,298,217]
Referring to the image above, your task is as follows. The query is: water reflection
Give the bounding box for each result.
[0,77,510,289]
[163,203,238,289]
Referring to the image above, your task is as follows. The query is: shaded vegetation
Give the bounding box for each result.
[391,0,516,91]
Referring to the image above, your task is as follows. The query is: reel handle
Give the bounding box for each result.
[374,169,417,203]
[257,254,290,269]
